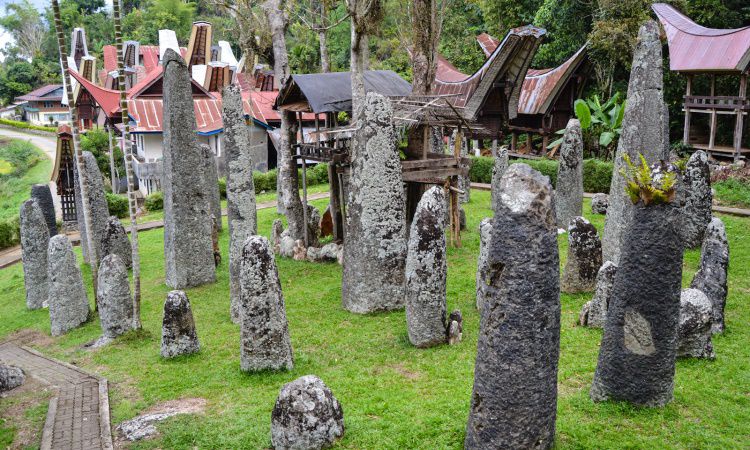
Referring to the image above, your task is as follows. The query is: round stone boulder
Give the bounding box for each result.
[591,193,609,215]
[101,216,132,269]
[0,364,25,392]
[160,290,200,358]
[677,288,715,359]
[271,375,344,450]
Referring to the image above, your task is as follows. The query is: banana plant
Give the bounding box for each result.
[548,93,626,157]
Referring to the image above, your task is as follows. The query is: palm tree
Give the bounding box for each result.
[113,0,143,330]
[50,0,99,297]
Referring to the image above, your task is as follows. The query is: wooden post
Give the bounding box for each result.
[709,75,717,150]
[491,138,498,157]
[542,134,549,153]
[734,74,747,161]
[298,111,308,247]
[451,127,463,248]
[527,133,533,154]
[684,74,693,146]
[511,132,518,153]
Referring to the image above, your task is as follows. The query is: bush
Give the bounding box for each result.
[106,193,129,218]
[468,156,494,184]
[0,140,43,179]
[0,118,57,133]
[253,169,278,193]
[0,216,20,250]
[144,191,163,212]
[582,159,613,193]
[218,177,227,199]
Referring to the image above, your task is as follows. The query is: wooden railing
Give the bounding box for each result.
[684,95,750,110]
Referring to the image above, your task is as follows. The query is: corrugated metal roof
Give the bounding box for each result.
[517,45,587,115]
[128,97,223,134]
[16,84,63,102]
[653,3,750,72]
[477,33,500,57]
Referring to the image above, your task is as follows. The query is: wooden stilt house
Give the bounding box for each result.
[51,125,77,223]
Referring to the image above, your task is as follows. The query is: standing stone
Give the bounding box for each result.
[555,119,584,228]
[342,93,407,314]
[561,217,602,293]
[73,164,88,262]
[602,21,670,264]
[490,147,508,214]
[305,204,321,248]
[101,216,132,269]
[0,364,25,392]
[80,151,111,264]
[271,375,344,450]
[682,150,712,248]
[162,49,216,289]
[30,183,57,236]
[591,193,609,214]
[475,217,493,311]
[20,199,49,309]
[690,217,729,333]
[47,235,90,336]
[447,309,463,345]
[224,84,258,324]
[211,214,221,267]
[271,219,284,253]
[582,261,618,328]
[96,254,133,340]
[591,201,683,407]
[677,289,715,359]
[459,148,471,204]
[465,164,560,450]
[200,144,222,232]
[160,290,200,358]
[239,236,293,372]
[405,186,447,348]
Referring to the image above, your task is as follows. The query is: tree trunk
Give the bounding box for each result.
[51,0,99,298]
[409,0,440,97]
[318,29,330,73]
[114,0,142,329]
[264,0,306,240]
[107,127,118,194]
[350,23,368,122]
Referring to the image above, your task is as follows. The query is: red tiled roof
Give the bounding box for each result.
[653,3,750,72]
[517,45,587,115]
[128,97,223,134]
[69,70,121,117]
[16,84,63,102]
[435,54,469,82]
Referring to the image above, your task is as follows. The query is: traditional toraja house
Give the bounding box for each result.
[653,3,750,160]
[50,125,77,223]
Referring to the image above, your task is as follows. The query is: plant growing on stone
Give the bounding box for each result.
[620,153,677,206]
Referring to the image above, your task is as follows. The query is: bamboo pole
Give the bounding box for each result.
[113,0,142,329]
[51,0,99,299]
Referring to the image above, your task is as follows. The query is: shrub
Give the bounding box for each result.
[469,156,494,184]
[218,177,227,199]
[0,118,57,133]
[582,159,613,193]
[0,216,20,250]
[106,193,129,218]
[253,169,278,193]
[0,140,43,179]
[144,191,164,212]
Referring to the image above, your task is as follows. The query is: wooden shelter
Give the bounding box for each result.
[51,125,77,222]
[653,3,750,160]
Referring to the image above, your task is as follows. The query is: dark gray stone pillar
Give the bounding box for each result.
[30,183,57,236]
[555,119,583,228]
[690,217,729,333]
[48,235,90,336]
[20,199,49,310]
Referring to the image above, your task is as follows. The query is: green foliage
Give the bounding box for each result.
[144,191,164,212]
[574,99,592,129]
[80,129,123,185]
[474,0,543,37]
[582,158,614,193]
[532,0,592,67]
[0,140,43,178]
[218,177,227,200]
[253,169,277,193]
[620,154,677,205]
[438,0,487,74]
[106,193,129,218]
[549,94,626,159]
[122,0,196,44]
[0,118,57,133]
[713,178,750,209]
[0,217,20,250]
[0,139,50,225]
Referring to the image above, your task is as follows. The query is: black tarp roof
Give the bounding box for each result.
[277,70,412,113]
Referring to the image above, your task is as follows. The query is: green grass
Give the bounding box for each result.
[714,178,750,209]
[0,191,748,448]
[0,139,52,221]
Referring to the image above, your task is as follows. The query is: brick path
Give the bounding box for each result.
[0,343,113,450]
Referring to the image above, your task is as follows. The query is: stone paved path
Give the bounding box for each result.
[0,343,113,450]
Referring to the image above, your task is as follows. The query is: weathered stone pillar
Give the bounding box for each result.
[223,84,258,323]
[161,49,216,289]
[561,216,602,293]
[555,119,584,228]
[342,93,407,314]
[490,147,508,214]
[677,288,714,359]
[465,164,560,449]
[690,217,729,333]
[581,261,617,328]
[96,254,133,340]
[20,199,49,310]
[200,143,222,231]
[591,200,683,407]
[30,183,57,236]
[459,135,471,204]
[591,193,609,214]
[405,186,447,348]
[47,235,90,336]
[602,21,670,264]
[475,217,493,311]
[682,150,712,248]
[160,290,200,358]
[101,216,132,269]
[80,151,111,263]
[239,236,293,372]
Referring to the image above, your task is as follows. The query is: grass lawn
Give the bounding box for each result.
[714,179,750,209]
[0,190,748,448]
[0,138,52,221]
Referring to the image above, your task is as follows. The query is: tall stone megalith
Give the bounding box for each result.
[690,217,729,333]
[681,150,712,248]
[96,254,133,340]
[20,199,49,309]
[223,84,258,323]
[602,21,670,264]
[161,48,216,289]
[200,143,222,231]
[341,93,407,314]
[30,184,57,236]
[80,151,111,263]
[465,164,560,449]
[47,235,90,336]
[555,119,584,228]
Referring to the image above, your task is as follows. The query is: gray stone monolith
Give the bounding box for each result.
[677,288,715,359]
[475,217,493,311]
[690,217,729,333]
[555,119,584,228]
[562,216,602,293]
[160,290,200,358]
[96,254,133,340]
[73,164,88,262]
[239,236,293,372]
[47,235,90,336]
[30,183,57,236]
[101,216,132,269]
[271,375,344,450]
[405,186,447,348]
[20,199,49,309]
[583,261,618,328]
[465,164,560,450]
[80,151,111,264]
[591,193,609,214]
[490,147,508,214]
[162,49,216,289]
[602,21,670,264]
[224,84,258,324]
[200,144,222,231]
[591,199,683,407]
[271,219,284,253]
[342,93,407,314]
[0,364,24,392]
[682,150,712,248]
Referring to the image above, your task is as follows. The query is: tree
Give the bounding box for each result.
[533,0,592,67]
[293,0,350,72]
[126,0,196,44]
[410,0,449,96]
[0,0,47,60]
[210,0,274,71]
[437,0,484,74]
[472,0,542,37]
[346,0,384,119]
